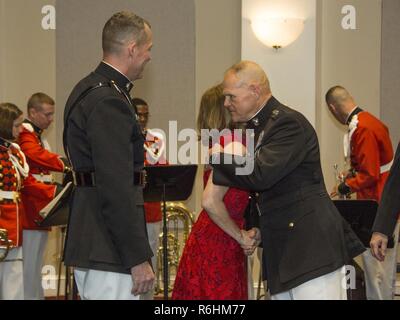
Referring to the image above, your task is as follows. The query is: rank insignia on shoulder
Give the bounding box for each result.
[271,109,280,119]
[110,80,122,94]
[251,118,260,127]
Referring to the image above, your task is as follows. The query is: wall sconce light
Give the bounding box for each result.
[251,18,304,50]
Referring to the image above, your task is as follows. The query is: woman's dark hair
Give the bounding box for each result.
[0,103,23,140]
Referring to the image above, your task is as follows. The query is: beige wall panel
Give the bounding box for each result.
[0,0,60,295]
[318,0,382,190]
[381,0,400,148]
[193,0,242,216]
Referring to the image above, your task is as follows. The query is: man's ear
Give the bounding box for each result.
[28,108,36,118]
[128,41,137,57]
[249,84,260,99]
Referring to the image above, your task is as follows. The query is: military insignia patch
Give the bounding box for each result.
[271,109,280,119]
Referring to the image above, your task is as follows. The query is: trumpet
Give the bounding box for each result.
[0,228,12,262]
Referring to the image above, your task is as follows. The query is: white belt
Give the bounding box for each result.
[380,160,393,174]
[33,174,53,183]
[0,190,20,202]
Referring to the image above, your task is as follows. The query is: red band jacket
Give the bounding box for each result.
[18,121,64,230]
[0,139,29,246]
[345,110,394,202]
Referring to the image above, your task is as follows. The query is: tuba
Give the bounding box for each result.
[155,202,195,295]
[0,228,12,262]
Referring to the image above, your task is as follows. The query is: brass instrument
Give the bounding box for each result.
[0,228,12,262]
[155,202,195,295]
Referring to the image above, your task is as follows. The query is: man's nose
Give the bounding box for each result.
[224,97,231,107]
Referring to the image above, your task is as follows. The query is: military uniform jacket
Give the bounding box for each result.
[0,139,29,247]
[344,109,393,202]
[212,96,365,294]
[63,62,152,274]
[18,121,63,230]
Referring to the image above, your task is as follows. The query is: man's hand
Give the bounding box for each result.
[370,232,389,262]
[209,143,222,156]
[240,228,261,256]
[239,229,256,255]
[130,261,155,296]
[330,185,338,198]
[224,141,247,157]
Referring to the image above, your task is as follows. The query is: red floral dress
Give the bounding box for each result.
[172,134,249,300]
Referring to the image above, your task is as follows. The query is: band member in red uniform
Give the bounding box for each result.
[326,86,398,300]
[0,103,29,299]
[18,93,70,300]
[133,98,166,300]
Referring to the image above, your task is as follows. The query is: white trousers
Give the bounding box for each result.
[271,266,347,300]
[140,221,161,300]
[74,268,139,300]
[0,247,24,300]
[22,230,48,300]
[363,221,400,300]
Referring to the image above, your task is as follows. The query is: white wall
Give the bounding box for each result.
[242,0,317,126]
[242,0,383,190]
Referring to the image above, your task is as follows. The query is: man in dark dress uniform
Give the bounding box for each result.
[211,61,365,300]
[63,11,154,300]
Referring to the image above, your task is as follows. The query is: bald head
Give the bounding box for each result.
[325,86,357,125]
[222,61,272,123]
[225,61,271,95]
[325,86,354,106]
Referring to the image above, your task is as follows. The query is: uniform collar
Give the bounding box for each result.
[246,96,280,131]
[346,106,363,125]
[24,119,43,135]
[96,61,134,93]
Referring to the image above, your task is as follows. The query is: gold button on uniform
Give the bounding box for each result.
[289,222,294,228]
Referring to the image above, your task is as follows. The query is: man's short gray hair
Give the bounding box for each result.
[225,60,271,92]
[102,11,151,55]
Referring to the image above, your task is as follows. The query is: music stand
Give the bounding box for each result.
[37,187,77,300]
[333,200,394,248]
[38,198,70,228]
[143,164,197,300]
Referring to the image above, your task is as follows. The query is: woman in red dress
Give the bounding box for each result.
[172,85,254,300]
